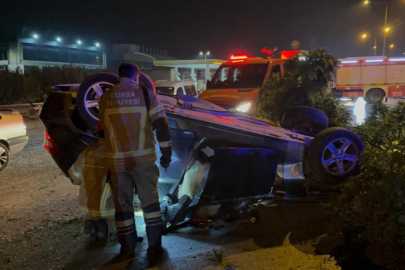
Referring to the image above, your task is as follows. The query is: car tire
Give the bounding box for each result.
[76,72,156,127]
[281,106,329,135]
[0,143,10,172]
[307,127,364,185]
[77,73,120,127]
[365,88,385,104]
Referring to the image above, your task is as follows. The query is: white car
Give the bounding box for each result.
[0,109,29,171]
[155,80,198,97]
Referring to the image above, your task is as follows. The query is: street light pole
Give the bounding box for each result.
[364,1,399,55]
[383,5,388,56]
[200,51,210,85]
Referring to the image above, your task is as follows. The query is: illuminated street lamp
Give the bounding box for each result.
[390,44,395,49]
[200,51,210,64]
[77,40,82,45]
[95,42,100,47]
[200,51,211,84]
[362,1,399,56]
[360,32,378,56]
[56,37,62,42]
[33,34,39,39]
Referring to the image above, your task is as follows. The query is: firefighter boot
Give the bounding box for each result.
[96,219,109,245]
[118,231,137,258]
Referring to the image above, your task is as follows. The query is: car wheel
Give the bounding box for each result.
[365,88,385,104]
[0,143,10,172]
[76,72,156,127]
[76,73,119,127]
[282,106,329,135]
[307,127,364,185]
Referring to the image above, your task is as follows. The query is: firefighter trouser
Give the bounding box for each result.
[109,161,163,247]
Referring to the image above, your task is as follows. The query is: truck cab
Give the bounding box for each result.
[199,51,305,113]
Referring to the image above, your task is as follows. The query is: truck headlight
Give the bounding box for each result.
[235,102,252,113]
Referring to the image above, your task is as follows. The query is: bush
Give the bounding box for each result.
[0,66,92,105]
[256,48,351,127]
[331,101,405,269]
[332,142,405,269]
[352,101,405,147]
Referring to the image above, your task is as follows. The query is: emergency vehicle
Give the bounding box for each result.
[333,56,405,103]
[199,50,306,113]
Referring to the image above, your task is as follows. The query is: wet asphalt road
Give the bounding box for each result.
[0,120,335,269]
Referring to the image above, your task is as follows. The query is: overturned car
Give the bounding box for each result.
[40,73,363,231]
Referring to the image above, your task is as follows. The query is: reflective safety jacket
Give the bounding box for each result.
[99,77,171,172]
[68,144,114,219]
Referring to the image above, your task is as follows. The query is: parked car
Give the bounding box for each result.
[0,109,29,171]
[52,84,80,92]
[40,73,364,230]
[155,80,198,97]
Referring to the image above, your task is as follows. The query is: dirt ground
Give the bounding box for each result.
[0,123,342,270]
[0,127,86,270]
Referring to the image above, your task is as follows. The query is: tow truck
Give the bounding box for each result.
[199,49,307,113]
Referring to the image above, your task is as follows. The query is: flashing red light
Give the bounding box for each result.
[44,132,59,156]
[280,50,302,60]
[230,54,249,60]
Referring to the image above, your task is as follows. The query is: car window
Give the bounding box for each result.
[270,64,281,78]
[209,64,268,89]
[184,85,197,96]
[156,87,175,95]
[176,87,184,95]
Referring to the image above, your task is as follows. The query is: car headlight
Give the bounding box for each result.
[235,102,252,113]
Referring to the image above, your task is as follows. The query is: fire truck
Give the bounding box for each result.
[333,56,405,103]
[199,50,306,113]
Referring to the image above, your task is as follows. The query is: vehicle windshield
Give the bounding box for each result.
[156,86,175,95]
[208,64,268,89]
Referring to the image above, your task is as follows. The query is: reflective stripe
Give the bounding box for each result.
[116,218,135,227]
[144,211,162,219]
[105,147,155,159]
[100,183,111,212]
[158,141,172,148]
[80,207,115,217]
[68,167,81,185]
[139,106,147,150]
[68,167,80,178]
[149,105,163,118]
[117,230,135,236]
[82,165,105,169]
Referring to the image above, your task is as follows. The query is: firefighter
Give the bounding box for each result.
[98,63,172,258]
[68,142,113,244]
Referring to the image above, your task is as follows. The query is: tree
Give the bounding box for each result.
[256,48,351,127]
[0,66,91,105]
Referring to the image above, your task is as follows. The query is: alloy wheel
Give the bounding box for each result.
[322,138,359,176]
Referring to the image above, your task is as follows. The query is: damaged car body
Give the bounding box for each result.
[40,73,364,231]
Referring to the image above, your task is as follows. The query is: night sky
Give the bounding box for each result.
[1,0,404,59]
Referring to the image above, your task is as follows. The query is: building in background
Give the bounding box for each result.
[310,38,316,50]
[153,59,225,91]
[0,35,106,72]
[108,44,175,76]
